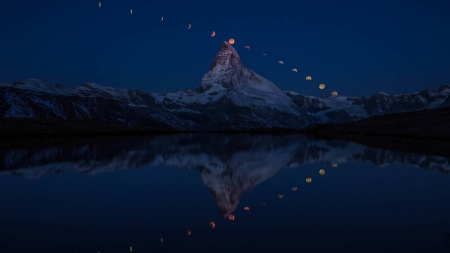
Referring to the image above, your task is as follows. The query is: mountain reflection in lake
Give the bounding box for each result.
[0,134,450,253]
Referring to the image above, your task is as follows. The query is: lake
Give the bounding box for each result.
[0,134,449,253]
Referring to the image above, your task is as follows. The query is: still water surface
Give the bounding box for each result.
[0,134,449,253]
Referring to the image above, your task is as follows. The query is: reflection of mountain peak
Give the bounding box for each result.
[1,134,450,216]
[199,154,283,217]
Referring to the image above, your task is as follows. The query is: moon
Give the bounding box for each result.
[228,38,235,44]
[244,45,250,49]
[130,9,133,14]
[98,2,101,7]
[187,24,191,29]
[161,16,164,21]
[210,31,215,37]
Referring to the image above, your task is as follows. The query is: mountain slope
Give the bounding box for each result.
[287,84,450,123]
[1,42,450,131]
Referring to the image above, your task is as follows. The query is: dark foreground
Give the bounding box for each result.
[306,106,450,139]
[2,107,450,137]
[2,107,450,158]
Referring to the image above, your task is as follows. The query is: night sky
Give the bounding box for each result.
[1,0,449,97]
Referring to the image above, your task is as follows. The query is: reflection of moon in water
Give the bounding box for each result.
[130,9,133,14]
[228,38,235,44]
[187,24,191,29]
[210,31,215,37]
[98,2,101,7]
[319,84,325,89]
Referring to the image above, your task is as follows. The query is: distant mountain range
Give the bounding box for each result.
[1,41,450,131]
[1,134,449,216]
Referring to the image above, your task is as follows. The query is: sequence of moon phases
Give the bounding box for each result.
[96,5,335,94]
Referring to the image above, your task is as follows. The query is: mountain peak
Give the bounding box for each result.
[198,42,282,95]
[208,41,242,71]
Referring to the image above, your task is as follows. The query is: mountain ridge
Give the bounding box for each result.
[1,42,450,131]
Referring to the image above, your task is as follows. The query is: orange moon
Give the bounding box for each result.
[210,31,215,37]
[187,24,191,29]
[229,38,235,44]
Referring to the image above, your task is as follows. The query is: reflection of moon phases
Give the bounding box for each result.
[228,38,235,44]
[319,84,325,89]
[130,9,133,14]
[244,45,250,49]
[187,24,191,29]
[161,16,163,21]
[210,31,215,37]
[98,2,101,7]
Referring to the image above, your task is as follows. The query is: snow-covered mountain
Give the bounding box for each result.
[287,85,450,123]
[1,134,449,216]
[1,42,450,129]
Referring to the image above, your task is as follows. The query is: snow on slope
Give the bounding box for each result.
[197,42,301,115]
[2,42,450,128]
[0,78,76,95]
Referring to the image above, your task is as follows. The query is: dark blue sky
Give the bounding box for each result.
[1,0,449,97]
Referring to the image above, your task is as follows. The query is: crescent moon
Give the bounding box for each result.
[187,24,191,29]
[161,16,164,21]
[130,9,133,14]
[211,31,215,37]
[98,2,101,7]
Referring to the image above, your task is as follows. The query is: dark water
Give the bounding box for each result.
[0,134,450,253]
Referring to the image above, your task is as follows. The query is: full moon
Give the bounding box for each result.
[229,38,235,44]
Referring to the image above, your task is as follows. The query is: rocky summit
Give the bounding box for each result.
[1,42,450,131]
